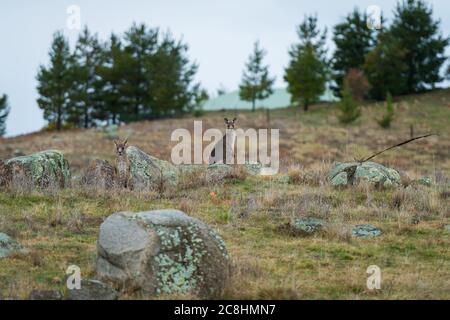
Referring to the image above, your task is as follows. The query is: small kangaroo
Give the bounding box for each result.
[114,139,130,188]
[209,118,237,164]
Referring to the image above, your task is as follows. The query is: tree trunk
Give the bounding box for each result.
[303,100,309,112]
[57,103,62,131]
[252,99,255,112]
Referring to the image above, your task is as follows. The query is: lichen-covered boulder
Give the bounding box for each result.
[67,279,118,300]
[416,176,432,186]
[126,146,178,190]
[329,161,401,188]
[0,150,70,189]
[82,159,116,189]
[96,209,230,298]
[98,124,119,140]
[289,218,325,236]
[0,233,26,258]
[352,224,381,238]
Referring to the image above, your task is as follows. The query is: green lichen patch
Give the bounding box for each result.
[3,150,70,188]
[126,146,178,190]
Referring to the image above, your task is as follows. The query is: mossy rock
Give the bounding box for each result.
[96,209,230,298]
[289,218,325,236]
[352,224,381,238]
[0,233,26,258]
[329,161,401,188]
[82,159,116,189]
[126,146,178,190]
[1,150,70,189]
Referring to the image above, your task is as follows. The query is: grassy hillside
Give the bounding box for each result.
[0,89,449,299]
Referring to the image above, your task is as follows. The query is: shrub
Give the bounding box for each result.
[344,68,370,101]
[338,82,361,124]
[377,92,394,128]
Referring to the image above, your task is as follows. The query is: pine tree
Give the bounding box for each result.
[36,31,74,131]
[0,94,10,136]
[285,44,327,111]
[338,81,361,124]
[239,41,275,112]
[390,0,449,92]
[377,92,394,128]
[364,31,408,100]
[70,26,104,128]
[332,8,375,96]
[285,15,328,111]
[95,33,126,124]
[122,23,159,121]
[292,15,328,61]
[148,32,200,117]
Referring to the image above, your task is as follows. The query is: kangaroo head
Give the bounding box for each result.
[114,139,128,157]
[224,117,237,129]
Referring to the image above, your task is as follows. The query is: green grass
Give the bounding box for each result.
[0,89,449,299]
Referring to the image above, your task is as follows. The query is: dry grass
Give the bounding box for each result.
[0,89,449,299]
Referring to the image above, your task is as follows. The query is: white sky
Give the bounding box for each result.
[1,0,449,136]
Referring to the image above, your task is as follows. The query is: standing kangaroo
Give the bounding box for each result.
[114,139,130,188]
[209,118,237,164]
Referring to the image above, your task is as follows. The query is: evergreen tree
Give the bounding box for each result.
[389,0,449,92]
[285,15,328,111]
[332,8,375,95]
[148,32,200,117]
[364,31,408,100]
[292,14,328,61]
[285,44,327,111]
[338,81,361,124]
[0,94,10,136]
[122,23,159,121]
[95,33,126,124]
[36,31,74,131]
[70,26,104,128]
[239,41,275,112]
[377,92,394,128]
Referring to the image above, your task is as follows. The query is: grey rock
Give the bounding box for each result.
[352,224,381,238]
[329,161,401,188]
[289,218,325,235]
[29,289,63,300]
[99,124,119,140]
[416,176,432,186]
[1,150,70,189]
[82,159,116,189]
[0,233,25,258]
[126,146,178,190]
[96,209,230,298]
[444,225,450,232]
[67,279,118,300]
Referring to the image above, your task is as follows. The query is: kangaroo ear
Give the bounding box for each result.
[224,118,228,123]
[114,140,118,146]
[233,117,237,122]
[123,139,128,145]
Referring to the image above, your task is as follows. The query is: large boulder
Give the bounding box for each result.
[329,161,401,188]
[0,233,26,258]
[0,150,70,189]
[67,279,118,300]
[126,146,178,190]
[96,209,230,298]
[82,159,116,189]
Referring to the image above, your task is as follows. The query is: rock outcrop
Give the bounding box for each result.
[0,150,70,189]
[82,159,116,189]
[126,146,178,190]
[96,209,230,298]
[329,161,401,188]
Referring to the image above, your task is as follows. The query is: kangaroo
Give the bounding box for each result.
[114,139,130,188]
[209,118,237,164]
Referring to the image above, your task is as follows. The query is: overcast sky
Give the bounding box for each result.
[1,0,449,137]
